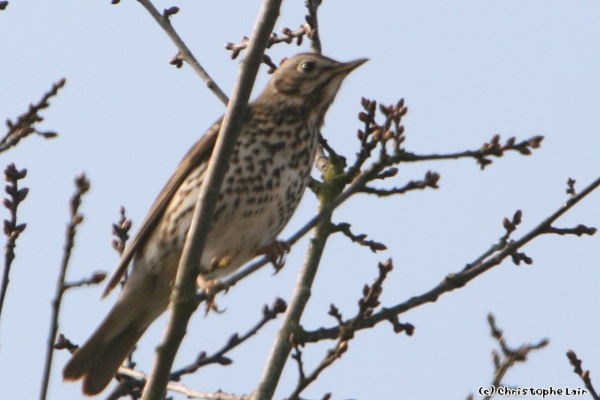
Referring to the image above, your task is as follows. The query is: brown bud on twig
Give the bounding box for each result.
[163,6,179,18]
[358,112,371,123]
[513,209,522,225]
[511,251,533,266]
[356,129,364,141]
[387,314,415,335]
[227,333,241,347]
[272,297,287,314]
[91,271,107,284]
[502,210,522,236]
[216,356,233,366]
[54,334,79,353]
[528,135,544,148]
[4,164,27,181]
[169,52,184,68]
[518,147,532,156]
[566,177,577,196]
[40,131,58,139]
[328,304,343,323]
[477,157,493,169]
[16,187,28,202]
[502,217,513,232]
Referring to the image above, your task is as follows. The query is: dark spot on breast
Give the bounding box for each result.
[213,203,227,221]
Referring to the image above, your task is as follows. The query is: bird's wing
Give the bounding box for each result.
[102,118,223,297]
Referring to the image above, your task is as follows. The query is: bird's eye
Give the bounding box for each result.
[299,61,315,73]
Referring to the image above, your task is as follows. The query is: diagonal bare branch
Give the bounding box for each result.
[140,1,283,398]
[134,0,229,105]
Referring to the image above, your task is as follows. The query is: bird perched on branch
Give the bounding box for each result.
[63,52,367,395]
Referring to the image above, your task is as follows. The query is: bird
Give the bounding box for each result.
[62,52,367,395]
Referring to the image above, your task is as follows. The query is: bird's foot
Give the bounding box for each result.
[196,275,226,315]
[257,240,290,273]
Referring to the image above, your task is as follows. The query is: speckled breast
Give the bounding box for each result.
[160,104,318,278]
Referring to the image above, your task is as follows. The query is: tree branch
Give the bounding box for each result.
[288,260,396,399]
[483,313,548,400]
[305,0,322,53]
[118,366,252,400]
[140,1,283,398]
[566,350,599,400]
[0,164,28,323]
[225,0,322,70]
[169,298,287,381]
[40,173,90,400]
[134,0,229,105]
[253,150,348,400]
[0,79,63,153]
[302,175,600,343]
[397,134,544,170]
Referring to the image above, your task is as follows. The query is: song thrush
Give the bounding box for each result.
[63,53,366,395]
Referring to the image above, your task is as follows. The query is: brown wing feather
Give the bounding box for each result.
[102,118,223,297]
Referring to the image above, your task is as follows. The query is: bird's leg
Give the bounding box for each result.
[256,240,291,272]
[196,269,226,315]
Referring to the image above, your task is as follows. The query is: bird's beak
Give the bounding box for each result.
[336,58,369,75]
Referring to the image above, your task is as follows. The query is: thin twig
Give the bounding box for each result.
[63,271,106,290]
[288,341,347,400]
[463,210,523,272]
[0,79,64,153]
[483,313,548,400]
[333,222,387,252]
[288,260,396,399]
[169,298,286,380]
[0,164,28,323]
[118,367,252,400]
[226,27,311,72]
[396,134,544,170]
[566,350,600,400]
[358,171,439,197]
[225,0,322,68]
[40,173,90,400]
[543,224,597,237]
[134,0,229,105]
[91,208,135,400]
[140,1,283,398]
[305,0,322,53]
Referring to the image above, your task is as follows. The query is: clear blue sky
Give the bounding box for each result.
[1,1,599,399]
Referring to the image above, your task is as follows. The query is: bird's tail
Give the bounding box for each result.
[63,271,169,396]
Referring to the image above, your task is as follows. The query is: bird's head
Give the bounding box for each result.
[257,53,368,116]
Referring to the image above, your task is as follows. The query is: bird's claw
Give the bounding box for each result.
[257,240,290,273]
[196,276,226,315]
